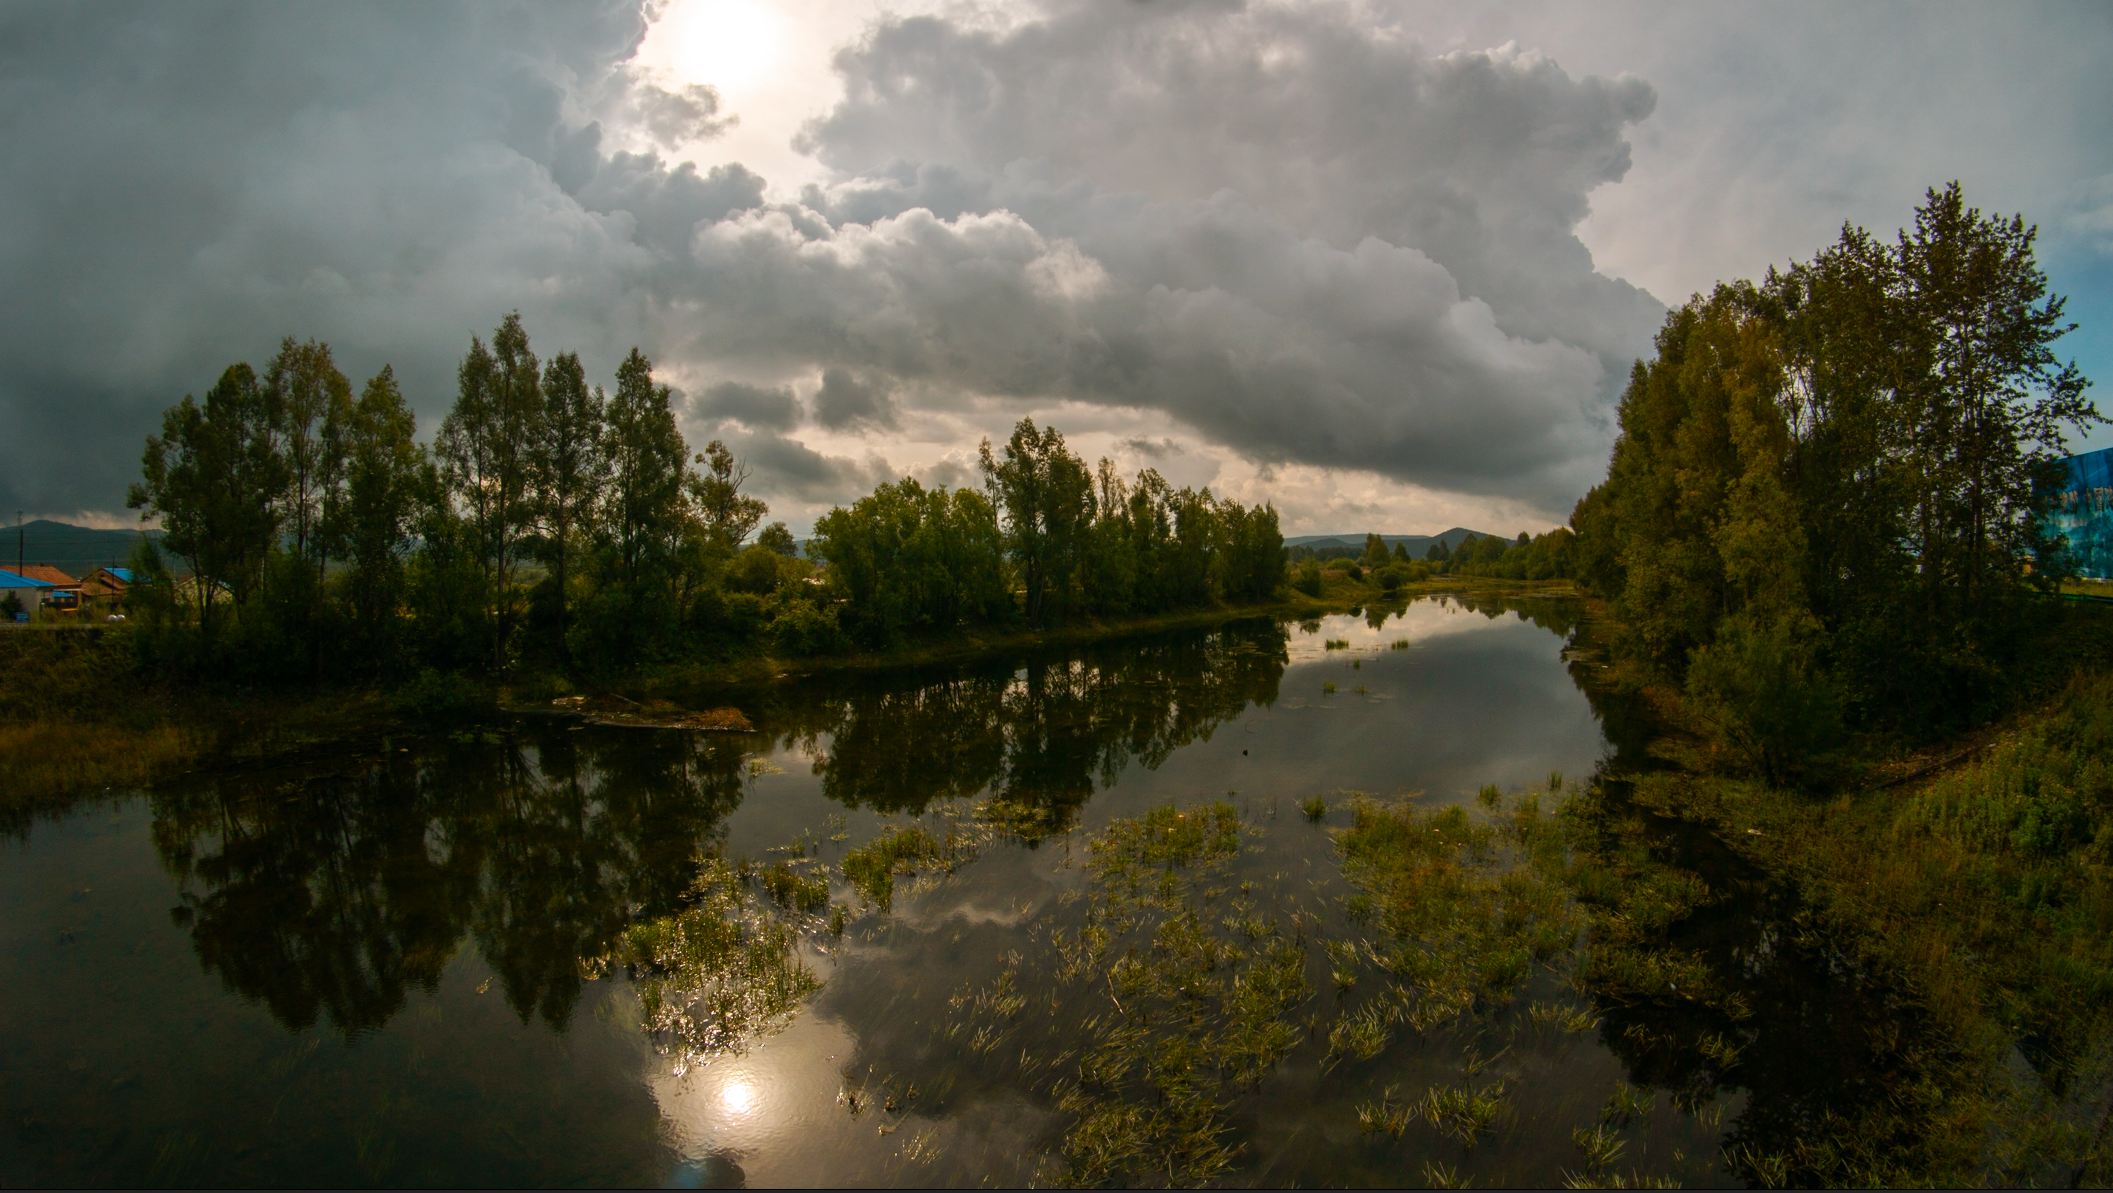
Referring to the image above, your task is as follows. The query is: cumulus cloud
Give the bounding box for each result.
[0,0,1673,523]
[6,0,2100,530]
[812,367,898,430]
[713,428,896,505]
[694,380,800,431]
[629,80,737,150]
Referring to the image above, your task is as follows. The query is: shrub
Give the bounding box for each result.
[1293,559,1324,597]
[390,668,489,716]
[766,599,847,657]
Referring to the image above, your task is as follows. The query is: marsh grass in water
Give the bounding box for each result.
[840,821,979,910]
[588,857,825,1075]
[895,792,1693,1186]
[919,802,1310,1186]
[1333,796,1578,1033]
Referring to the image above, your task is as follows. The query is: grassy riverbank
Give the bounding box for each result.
[1559,597,2113,1185]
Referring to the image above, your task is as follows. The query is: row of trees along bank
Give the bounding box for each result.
[1569,184,2099,779]
[122,315,1289,682]
[1285,528,1579,597]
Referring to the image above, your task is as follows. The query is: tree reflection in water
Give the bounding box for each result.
[151,723,745,1035]
[797,621,1285,835]
[149,619,1293,1038]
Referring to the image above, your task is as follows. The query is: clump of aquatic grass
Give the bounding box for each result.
[1421,1082,1507,1144]
[760,860,829,913]
[841,822,972,909]
[1548,770,1565,792]
[1527,1000,1599,1034]
[1477,783,1502,809]
[1562,1170,1682,1190]
[1334,797,1580,1028]
[1325,638,1351,650]
[1323,681,1338,694]
[590,858,821,1074]
[1601,1081,1655,1127]
[927,801,1308,1187]
[1423,1159,1470,1188]
[1324,939,1359,992]
[1357,1085,1411,1136]
[1323,1000,1394,1068]
[1573,1123,1626,1168]
[1300,795,1328,822]
[1390,638,1411,650]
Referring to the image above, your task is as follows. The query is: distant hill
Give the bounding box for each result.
[1284,528,1505,559]
[4,519,174,578]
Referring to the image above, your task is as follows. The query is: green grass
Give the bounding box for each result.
[840,824,970,910]
[591,858,823,1069]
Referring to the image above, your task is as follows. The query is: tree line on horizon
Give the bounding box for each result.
[1569,183,2099,777]
[119,315,1292,682]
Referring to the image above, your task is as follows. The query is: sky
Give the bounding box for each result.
[2,0,2108,537]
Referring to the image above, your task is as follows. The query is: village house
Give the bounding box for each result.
[14,564,82,611]
[76,566,137,601]
[0,569,56,617]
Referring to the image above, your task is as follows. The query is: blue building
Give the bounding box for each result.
[2053,445,2113,579]
[0,569,56,615]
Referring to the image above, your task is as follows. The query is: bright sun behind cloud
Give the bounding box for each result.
[644,0,787,93]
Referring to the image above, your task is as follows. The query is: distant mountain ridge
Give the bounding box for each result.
[4,519,169,578]
[1283,528,1504,557]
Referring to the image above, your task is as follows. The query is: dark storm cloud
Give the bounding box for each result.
[1120,437,1184,460]
[812,367,898,430]
[2,0,1664,517]
[0,0,752,515]
[713,428,895,504]
[693,380,800,431]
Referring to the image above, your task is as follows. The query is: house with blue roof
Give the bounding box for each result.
[0,569,56,617]
[79,566,140,601]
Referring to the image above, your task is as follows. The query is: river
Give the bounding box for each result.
[0,594,1923,1186]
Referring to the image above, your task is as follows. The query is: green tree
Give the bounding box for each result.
[1891,185,2096,653]
[690,438,767,555]
[264,337,354,574]
[602,348,689,593]
[811,478,1008,644]
[128,363,287,642]
[757,522,798,558]
[1213,498,1285,603]
[1574,182,2099,747]
[437,313,544,670]
[326,366,426,667]
[980,419,1094,625]
[1362,532,1390,567]
[532,351,606,658]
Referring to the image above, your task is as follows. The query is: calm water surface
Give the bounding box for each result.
[4,595,1807,1186]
